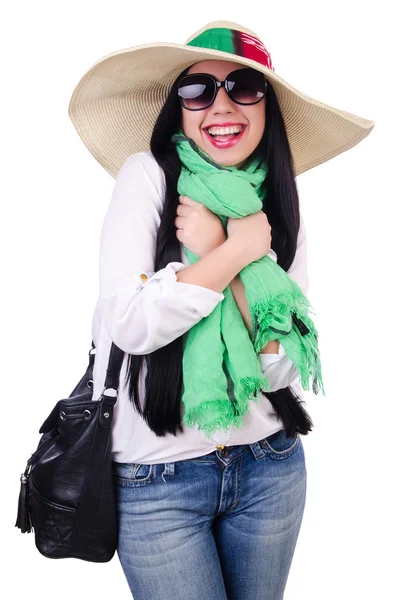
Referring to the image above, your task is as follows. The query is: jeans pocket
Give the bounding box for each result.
[259,429,301,460]
[112,461,156,487]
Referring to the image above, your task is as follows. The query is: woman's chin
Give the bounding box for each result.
[212,152,248,168]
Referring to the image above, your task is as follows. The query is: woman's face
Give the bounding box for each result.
[180,59,266,169]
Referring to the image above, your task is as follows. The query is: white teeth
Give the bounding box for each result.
[207,125,244,135]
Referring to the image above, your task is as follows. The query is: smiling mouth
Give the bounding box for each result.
[202,125,247,148]
[204,125,247,139]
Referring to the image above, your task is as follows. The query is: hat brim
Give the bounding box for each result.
[68,42,375,178]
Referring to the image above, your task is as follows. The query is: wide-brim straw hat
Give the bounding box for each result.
[68,20,375,179]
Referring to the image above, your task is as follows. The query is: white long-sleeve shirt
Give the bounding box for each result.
[91,150,310,464]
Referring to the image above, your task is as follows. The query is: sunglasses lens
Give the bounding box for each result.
[227,69,266,104]
[178,75,214,110]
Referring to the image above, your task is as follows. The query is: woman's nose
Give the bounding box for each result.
[211,85,236,111]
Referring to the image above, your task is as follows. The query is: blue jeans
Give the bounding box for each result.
[112,429,307,600]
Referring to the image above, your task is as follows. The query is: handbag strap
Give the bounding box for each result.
[90,339,125,394]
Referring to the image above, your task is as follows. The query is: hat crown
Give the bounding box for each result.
[184,20,275,71]
[185,20,260,44]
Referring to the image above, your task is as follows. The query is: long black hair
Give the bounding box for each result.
[123,65,313,439]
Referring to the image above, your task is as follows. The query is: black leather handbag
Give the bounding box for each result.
[15,340,125,562]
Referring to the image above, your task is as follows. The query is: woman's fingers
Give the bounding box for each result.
[174,216,184,228]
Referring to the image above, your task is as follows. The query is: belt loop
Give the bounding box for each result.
[161,462,175,483]
[249,440,267,460]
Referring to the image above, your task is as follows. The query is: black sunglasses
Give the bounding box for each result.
[177,67,267,111]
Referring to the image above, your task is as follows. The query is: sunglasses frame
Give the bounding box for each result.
[177,68,268,111]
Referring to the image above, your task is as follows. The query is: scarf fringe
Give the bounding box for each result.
[182,375,269,438]
[240,375,271,398]
[250,292,325,397]
[182,399,236,438]
[231,375,268,421]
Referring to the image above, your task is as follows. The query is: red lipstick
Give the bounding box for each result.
[203,124,247,149]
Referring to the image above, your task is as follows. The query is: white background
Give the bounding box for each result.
[2,1,395,598]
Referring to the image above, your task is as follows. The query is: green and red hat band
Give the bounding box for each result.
[187,27,275,72]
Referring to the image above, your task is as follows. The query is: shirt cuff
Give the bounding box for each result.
[143,261,225,318]
[258,347,300,391]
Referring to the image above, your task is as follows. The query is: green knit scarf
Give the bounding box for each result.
[171,129,325,438]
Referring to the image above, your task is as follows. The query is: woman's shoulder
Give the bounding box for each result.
[118,149,165,201]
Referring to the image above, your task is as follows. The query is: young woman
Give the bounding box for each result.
[68,20,375,600]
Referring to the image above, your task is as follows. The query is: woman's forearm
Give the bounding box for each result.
[176,239,247,293]
[229,275,280,354]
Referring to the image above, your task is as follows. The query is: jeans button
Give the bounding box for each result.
[220,448,229,458]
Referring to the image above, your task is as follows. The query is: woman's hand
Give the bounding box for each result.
[174,195,226,258]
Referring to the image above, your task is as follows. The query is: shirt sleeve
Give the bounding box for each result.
[286,214,309,297]
[258,215,309,391]
[99,152,225,355]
